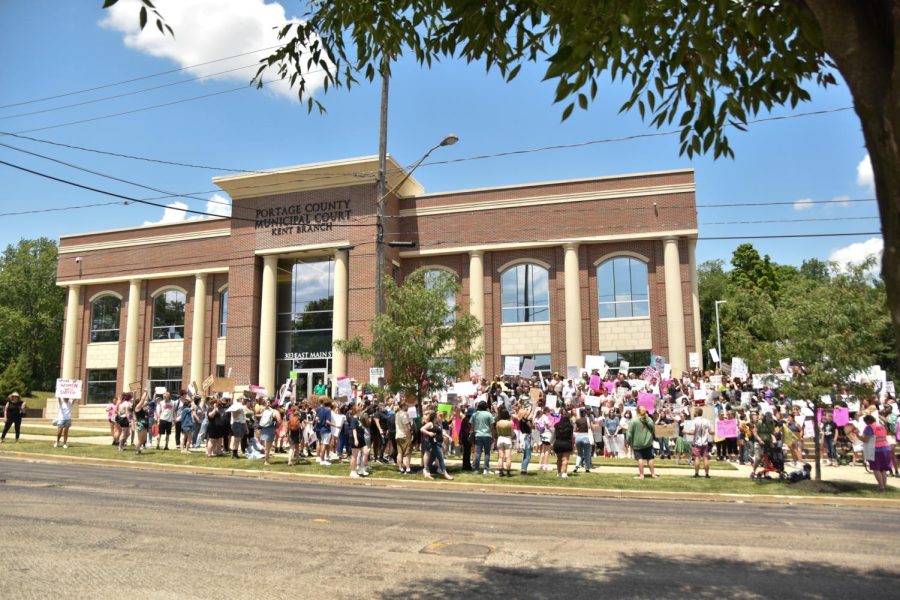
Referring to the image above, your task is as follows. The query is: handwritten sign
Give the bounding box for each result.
[589,375,601,392]
[369,367,384,386]
[640,367,659,382]
[55,378,82,399]
[585,355,605,371]
[619,360,630,373]
[731,357,749,380]
[454,381,477,398]
[529,388,543,404]
[128,381,142,394]
[504,356,521,376]
[689,352,700,369]
[716,418,738,438]
[520,358,536,379]
[201,375,215,391]
[584,395,601,408]
[213,377,235,393]
[637,392,657,415]
[832,407,850,427]
[655,423,677,438]
[709,375,722,388]
[335,376,352,400]
[709,348,720,364]
[566,365,579,381]
[545,394,559,410]
[154,387,167,396]
[437,403,452,415]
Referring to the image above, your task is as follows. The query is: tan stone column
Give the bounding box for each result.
[190,273,207,391]
[687,237,702,366]
[259,255,278,395]
[563,243,583,369]
[61,284,81,379]
[663,237,687,374]
[123,278,141,388]
[331,248,349,378]
[468,250,485,359]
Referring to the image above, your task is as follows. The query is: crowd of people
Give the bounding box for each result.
[81,364,899,491]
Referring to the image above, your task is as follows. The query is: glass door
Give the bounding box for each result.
[295,369,328,400]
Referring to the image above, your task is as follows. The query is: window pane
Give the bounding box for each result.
[632,300,650,317]
[153,290,185,340]
[630,259,649,300]
[599,303,616,319]
[149,366,182,396]
[597,261,615,303]
[501,264,549,324]
[613,258,630,296]
[530,265,549,306]
[219,290,228,337]
[87,369,117,404]
[598,257,649,320]
[90,296,120,343]
[615,300,633,318]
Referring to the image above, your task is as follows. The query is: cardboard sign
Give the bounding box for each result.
[55,378,82,399]
[716,418,738,438]
[566,365,579,381]
[584,355,605,372]
[637,392,657,415]
[655,423,677,438]
[529,387,543,404]
[619,360,630,373]
[833,407,850,427]
[520,358,536,379]
[369,367,384,386]
[213,377,235,393]
[201,375,215,391]
[504,356,521,376]
[689,352,700,369]
[731,357,749,380]
[709,348,720,364]
[128,381,142,394]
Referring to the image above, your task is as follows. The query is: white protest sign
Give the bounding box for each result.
[662,364,672,380]
[584,355,605,372]
[520,358,536,379]
[689,352,700,369]
[731,357,749,380]
[55,378,82,399]
[820,394,833,405]
[887,381,896,395]
[154,386,167,396]
[751,374,765,390]
[598,362,609,379]
[545,394,559,410]
[454,381,477,398]
[779,358,791,373]
[566,365,579,380]
[804,420,815,438]
[693,387,707,401]
[335,376,352,400]
[709,375,722,387]
[619,360,630,373]
[584,395,602,408]
[709,348,720,364]
[504,356,521,376]
[759,401,773,415]
[741,391,754,404]
[369,367,384,386]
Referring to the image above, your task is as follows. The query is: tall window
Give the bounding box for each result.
[423,269,457,324]
[152,289,186,340]
[90,295,120,343]
[601,350,651,375]
[149,367,182,396]
[219,289,228,337]
[276,258,334,383]
[597,257,649,319]
[501,354,552,377]
[501,263,549,324]
[87,369,117,403]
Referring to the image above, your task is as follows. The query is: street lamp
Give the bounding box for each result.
[375,134,459,315]
[714,300,726,367]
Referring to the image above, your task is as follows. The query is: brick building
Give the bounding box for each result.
[55,155,700,408]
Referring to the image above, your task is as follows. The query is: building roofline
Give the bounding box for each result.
[59,216,227,241]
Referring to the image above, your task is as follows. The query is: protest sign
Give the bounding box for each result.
[618,360,630,373]
[545,394,559,410]
[655,423,677,438]
[886,381,895,395]
[709,348,720,364]
[335,376,352,400]
[407,406,417,419]
[470,365,482,379]
[662,364,672,380]
[779,358,791,373]
[213,377,235,393]
[731,357,749,380]
[651,354,667,371]
[201,375,215,392]
[55,378,82,399]
[584,395,601,408]
[832,407,850,427]
[759,400,773,415]
[741,391,754,404]
[503,356,521,376]
[154,386,167,396]
[603,380,616,394]
[566,365,579,381]
[529,387,543,404]
[716,418,738,438]
[804,420,815,438]
[454,381,477,398]
[437,403,452,415]
[689,352,700,369]
[597,362,609,378]
[369,367,384,386]
[751,374,765,390]
[709,375,722,388]
[249,384,267,395]
[637,392,657,414]
[520,358,536,379]
[584,355,605,372]
[640,367,659,382]
[589,374,601,392]
[128,381,142,394]
[693,387,708,402]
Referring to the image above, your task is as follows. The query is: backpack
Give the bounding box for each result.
[259,408,274,428]
[288,413,301,432]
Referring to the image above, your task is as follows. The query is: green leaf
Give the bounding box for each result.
[506,64,522,82]
[561,102,574,121]
[139,6,147,30]
[102,0,118,8]
[578,93,588,109]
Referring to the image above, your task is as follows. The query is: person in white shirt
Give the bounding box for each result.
[691,407,712,478]
[54,397,74,448]
[562,381,576,402]
[155,393,177,450]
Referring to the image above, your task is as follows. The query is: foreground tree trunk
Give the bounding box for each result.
[806,0,900,372]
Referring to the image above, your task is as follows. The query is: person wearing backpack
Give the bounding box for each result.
[257,398,280,466]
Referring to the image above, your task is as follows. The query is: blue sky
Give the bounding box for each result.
[0,0,883,270]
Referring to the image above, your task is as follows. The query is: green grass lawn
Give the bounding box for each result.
[2,440,894,499]
[21,391,53,409]
[3,425,107,438]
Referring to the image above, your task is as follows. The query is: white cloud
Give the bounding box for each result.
[793,198,813,211]
[856,154,874,192]
[828,237,883,274]
[100,0,328,101]
[832,194,851,206]
[143,194,229,225]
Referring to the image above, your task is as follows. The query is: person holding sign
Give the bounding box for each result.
[54,397,75,449]
[626,406,658,479]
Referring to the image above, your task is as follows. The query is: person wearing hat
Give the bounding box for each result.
[1,392,26,443]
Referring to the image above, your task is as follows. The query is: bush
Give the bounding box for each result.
[0,354,32,399]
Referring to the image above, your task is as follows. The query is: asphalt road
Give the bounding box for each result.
[1,458,897,599]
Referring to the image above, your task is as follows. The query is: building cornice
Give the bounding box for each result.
[59,228,230,254]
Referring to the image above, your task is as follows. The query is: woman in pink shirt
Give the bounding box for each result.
[861,414,892,492]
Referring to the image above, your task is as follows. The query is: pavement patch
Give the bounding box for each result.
[421,542,494,558]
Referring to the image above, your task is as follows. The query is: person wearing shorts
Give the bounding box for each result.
[691,407,712,478]
[315,400,333,465]
[861,414,892,492]
[626,406,658,479]
[54,397,75,449]
[494,408,514,477]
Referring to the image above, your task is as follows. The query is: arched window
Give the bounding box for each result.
[501,263,549,324]
[90,295,120,343]
[597,257,649,319]
[219,289,228,337]
[423,269,457,324]
[152,289,186,340]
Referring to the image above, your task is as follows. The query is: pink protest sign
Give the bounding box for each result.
[604,381,616,394]
[589,375,601,391]
[716,418,738,438]
[637,392,657,415]
[832,407,850,427]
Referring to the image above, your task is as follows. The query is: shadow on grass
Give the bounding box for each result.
[378,554,897,599]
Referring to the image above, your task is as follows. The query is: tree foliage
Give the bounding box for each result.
[0,238,65,393]
[334,269,482,402]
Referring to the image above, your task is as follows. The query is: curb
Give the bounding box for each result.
[2,451,899,509]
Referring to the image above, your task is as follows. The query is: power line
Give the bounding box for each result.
[0,201,126,217]
[701,216,879,225]
[0,45,282,109]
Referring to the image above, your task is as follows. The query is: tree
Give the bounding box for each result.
[106,1,900,367]
[0,238,65,392]
[730,243,779,298]
[334,269,482,404]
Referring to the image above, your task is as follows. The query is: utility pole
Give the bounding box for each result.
[375,67,389,317]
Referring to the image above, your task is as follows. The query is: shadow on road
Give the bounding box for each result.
[378,554,896,599]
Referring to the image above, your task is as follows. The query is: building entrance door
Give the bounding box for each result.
[293,369,328,400]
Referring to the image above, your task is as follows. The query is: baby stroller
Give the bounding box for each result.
[751,442,786,480]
